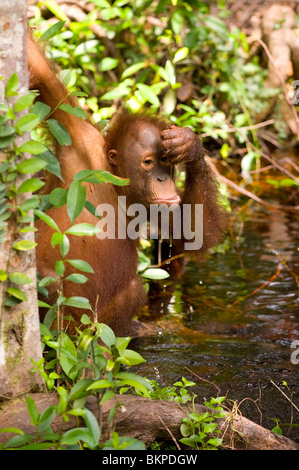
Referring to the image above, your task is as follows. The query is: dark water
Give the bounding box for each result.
[134,204,299,443]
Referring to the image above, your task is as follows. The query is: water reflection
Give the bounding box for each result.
[134,206,299,442]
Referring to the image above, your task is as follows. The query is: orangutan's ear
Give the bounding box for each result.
[108,149,118,166]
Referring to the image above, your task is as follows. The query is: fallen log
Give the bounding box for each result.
[0,393,298,450]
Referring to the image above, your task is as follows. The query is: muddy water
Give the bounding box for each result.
[134,205,299,443]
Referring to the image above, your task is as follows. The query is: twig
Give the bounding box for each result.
[271,248,299,285]
[270,380,299,414]
[247,140,299,183]
[185,366,221,397]
[149,252,185,269]
[256,37,299,138]
[157,415,181,450]
[200,119,275,139]
[209,161,270,207]
[210,160,298,214]
[229,262,283,307]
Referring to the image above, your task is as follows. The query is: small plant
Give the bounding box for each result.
[134,376,226,450]
[0,314,150,450]
[179,396,226,450]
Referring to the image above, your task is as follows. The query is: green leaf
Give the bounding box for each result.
[207,438,223,447]
[118,349,145,366]
[13,94,36,112]
[33,102,51,122]
[17,177,45,193]
[0,427,24,435]
[86,379,114,391]
[4,296,22,307]
[67,181,86,223]
[13,240,37,251]
[60,428,96,448]
[74,39,99,57]
[99,390,115,404]
[171,9,184,35]
[80,313,92,325]
[6,287,27,301]
[38,406,56,433]
[47,119,72,146]
[38,149,63,180]
[59,234,70,257]
[17,156,47,174]
[141,268,170,280]
[38,300,53,309]
[64,296,92,310]
[51,231,63,247]
[0,125,15,137]
[40,20,66,41]
[136,84,160,107]
[116,337,131,355]
[15,114,40,133]
[38,276,58,287]
[121,62,146,79]
[241,151,257,179]
[70,91,88,97]
[84,200,100,219]
[164,60,176,87]
[205,15,227,35]
[98,323,116,348]
[66,259,94,273]
[179,437,198,448]
[74,169,129,186]
[59,333,78,380]
[101,81,133,101]
[68,378,94,401]
[3,434,34,449]
[6,73,18,97]
[65,223,99,236]
[49,187,67,207]
[173,47,189,63]
[56,386,69,414]
[65,273,88,284]
[58,104,87,120]
[58,69,73,87]
[163,88,176,115]
[18,140,48,156]
[115,372,152,397]
[0,269,7,281]
[55,260,65,277]
[44,0,68,21]
[8,272,32,285]
[19,196,40,212]
[0,135,15,149]
[34,209,61,232]
[100,57,119,72]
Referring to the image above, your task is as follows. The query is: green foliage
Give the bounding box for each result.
[179,396,226,450]
[28,0,276,142]
[27,0,295,198]
[134,377,226,449]
[0,314,150,450]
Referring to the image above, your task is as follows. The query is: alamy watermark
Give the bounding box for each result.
[291,340,299,365]
[95,196,203,250]
[290,80,299,104]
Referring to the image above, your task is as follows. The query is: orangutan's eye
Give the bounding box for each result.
[144,158,153,165]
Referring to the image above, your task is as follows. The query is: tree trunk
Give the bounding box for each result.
[0,393,298,450]
[0,0,43,397]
